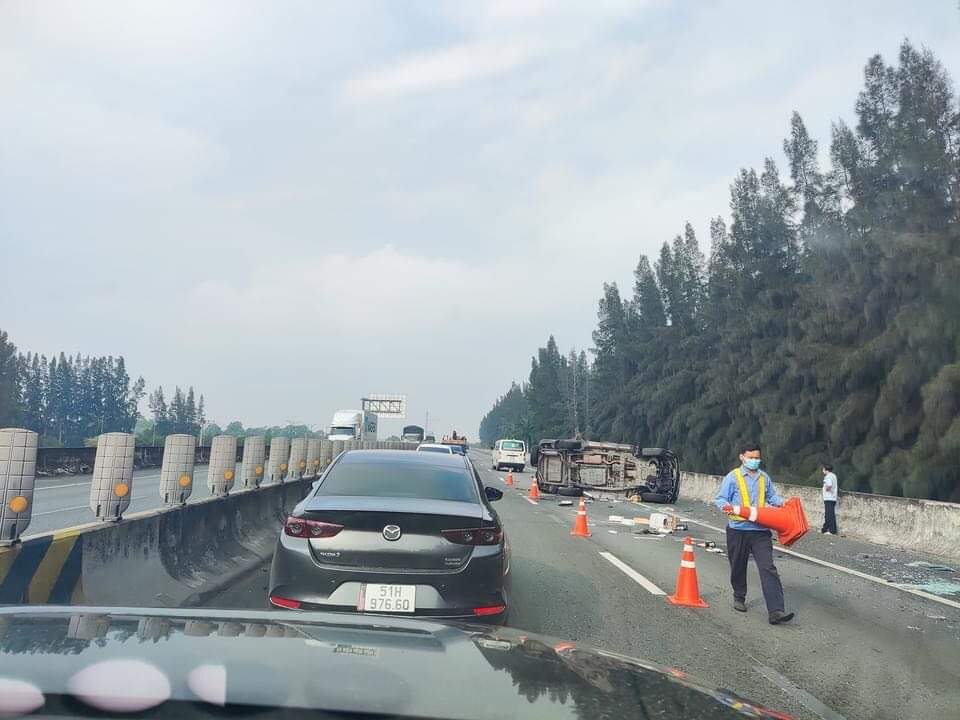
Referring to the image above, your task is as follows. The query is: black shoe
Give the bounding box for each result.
[820,528,827,533]
[769,611,795,625]
[733,599,747,612]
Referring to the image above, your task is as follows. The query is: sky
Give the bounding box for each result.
[2,1,959,439]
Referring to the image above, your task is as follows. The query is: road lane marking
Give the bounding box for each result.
[632,502,960,612]
[599,551,666,595]
[33,493,154,516]
[35,472,163,492]
[756,665,847,720]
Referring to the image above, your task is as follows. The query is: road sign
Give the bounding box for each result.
[362,394,407,419]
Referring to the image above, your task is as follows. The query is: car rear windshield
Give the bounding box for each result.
[418,446,450,453]
[318,461,477,502]
[502,441,524,451]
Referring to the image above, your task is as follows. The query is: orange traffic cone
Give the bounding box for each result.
[506,471,514,486]
[667,536,709,608]
[729,497,809,547]
[570,497,591,537]
[528,477,540,500]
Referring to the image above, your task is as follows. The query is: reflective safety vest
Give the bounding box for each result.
[729,468,765,521]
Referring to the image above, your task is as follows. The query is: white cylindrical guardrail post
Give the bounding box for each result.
[305,438,320,479]
[137,617,171,641]
[0,428,38,545]
[89,432,135,521]
[288,438,307,481]
[240,436,266,489]
[159,433,195,506]
[319,439,333,469]
[68,614,110,640]
[267,436,290,485]
[207,435,237,497]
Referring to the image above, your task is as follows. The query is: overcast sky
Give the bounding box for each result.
[2,1,958,439]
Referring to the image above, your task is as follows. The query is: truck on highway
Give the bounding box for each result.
[401,425,425,443]
[328,410,378,442]
[533,439,680,503]
[440,432,469,455]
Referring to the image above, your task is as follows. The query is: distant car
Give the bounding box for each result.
[269,450,509,623]
[417,443,454,454]
[492,439,527,472]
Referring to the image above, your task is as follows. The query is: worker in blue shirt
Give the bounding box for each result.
[714,442,795,625]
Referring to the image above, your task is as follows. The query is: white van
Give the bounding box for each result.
[492,439,527,472]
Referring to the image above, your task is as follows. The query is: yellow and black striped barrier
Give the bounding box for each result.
[0,529,86,604]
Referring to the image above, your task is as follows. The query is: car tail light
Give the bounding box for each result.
[472,605,506,616]
[269,595,301,610]
[283,516,343,539]
[442,526,502,546]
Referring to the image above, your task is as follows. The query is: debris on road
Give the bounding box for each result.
[558,500,574,507]
[897,580,960,595]
[906,561,956,572]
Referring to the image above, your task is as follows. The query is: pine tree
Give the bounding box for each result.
[0,331,19,427]
[185,387,197,433]
[170,387,186,432]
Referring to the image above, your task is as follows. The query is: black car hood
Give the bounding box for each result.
[0,606,790,719]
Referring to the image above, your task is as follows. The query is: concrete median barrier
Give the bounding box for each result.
[0,478,312,607]
[680,471,960,561]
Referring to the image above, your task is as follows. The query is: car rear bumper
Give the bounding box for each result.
[269,536,508,624]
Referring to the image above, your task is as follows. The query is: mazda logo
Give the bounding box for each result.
[382,525,402,541]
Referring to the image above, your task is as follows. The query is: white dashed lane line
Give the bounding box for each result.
[599,551,667,595]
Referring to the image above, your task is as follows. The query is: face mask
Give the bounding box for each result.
[742,458,761,471]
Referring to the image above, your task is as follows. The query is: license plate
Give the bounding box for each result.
[358,584,416,613]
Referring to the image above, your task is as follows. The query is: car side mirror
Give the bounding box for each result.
[484,486,503,502]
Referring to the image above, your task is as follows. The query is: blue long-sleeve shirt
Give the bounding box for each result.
[714,465,784,531]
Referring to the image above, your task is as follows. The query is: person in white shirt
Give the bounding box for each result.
[821,464,838,535]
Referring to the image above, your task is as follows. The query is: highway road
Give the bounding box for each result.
[25,465,215,535]
[210,449,960,720]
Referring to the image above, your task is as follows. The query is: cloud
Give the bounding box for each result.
[343,39,535,101]
[182,246,542,342]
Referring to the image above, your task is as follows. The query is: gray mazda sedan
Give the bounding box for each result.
[268,450,509,623]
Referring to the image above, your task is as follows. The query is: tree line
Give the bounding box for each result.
[0,329,216,448]
[481,42,960,502]
[0,331,146,446]
[145,385,206,441]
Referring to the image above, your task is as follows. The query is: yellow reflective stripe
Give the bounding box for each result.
[27,534,79,604]
[729,468,765,520]
[734,469,750,508]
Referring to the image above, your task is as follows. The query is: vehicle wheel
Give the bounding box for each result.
[557,485,583,497]
[640,492,670,503]
[556,439,582,450]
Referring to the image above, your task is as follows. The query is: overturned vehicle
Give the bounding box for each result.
[531,439,681,503]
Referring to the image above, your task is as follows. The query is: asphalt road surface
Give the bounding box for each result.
[25,465,214,535]
[209,449,960,720]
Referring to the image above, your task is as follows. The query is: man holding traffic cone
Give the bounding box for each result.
[714,442,795,625]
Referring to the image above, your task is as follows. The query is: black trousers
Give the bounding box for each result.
[823,500,838,533]
[725,527,785,613]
